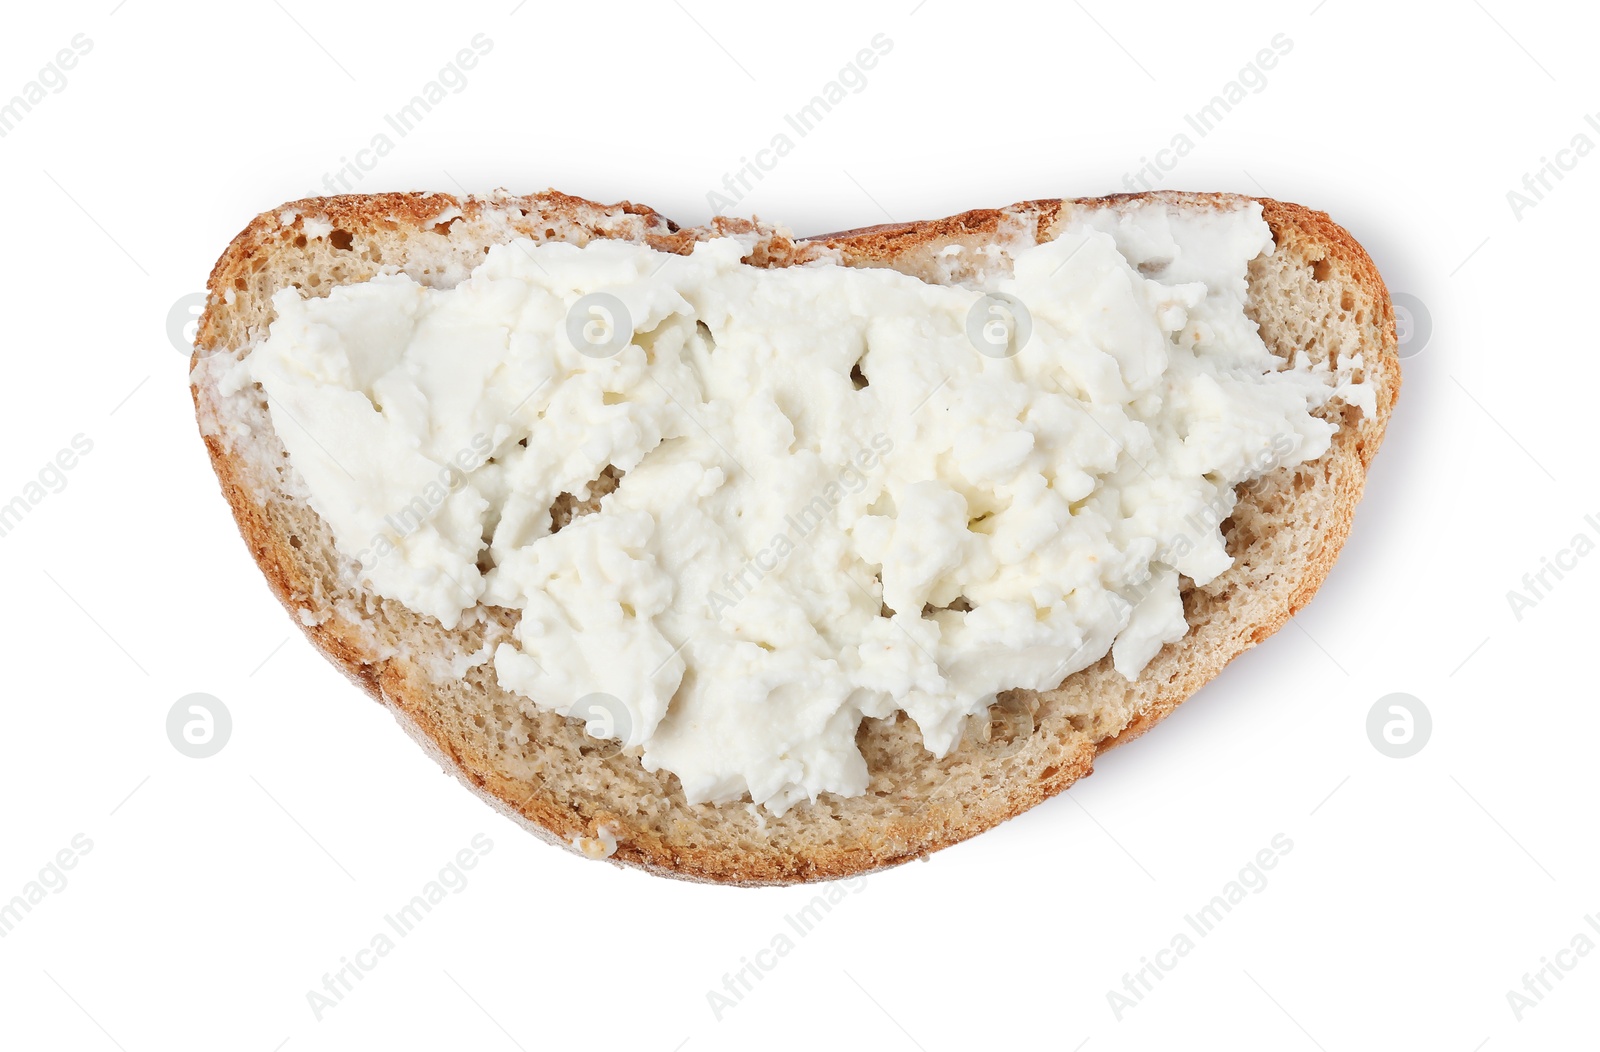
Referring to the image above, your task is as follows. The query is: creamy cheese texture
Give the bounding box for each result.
[230,201,1369,812]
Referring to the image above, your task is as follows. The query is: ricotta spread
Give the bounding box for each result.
[227,201,1369,811]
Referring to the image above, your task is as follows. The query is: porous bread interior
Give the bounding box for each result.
[191,189,1396,885]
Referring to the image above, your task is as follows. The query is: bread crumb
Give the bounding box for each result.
[572,825,618,859]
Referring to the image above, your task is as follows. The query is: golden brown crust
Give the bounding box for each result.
[191,189,1397,885]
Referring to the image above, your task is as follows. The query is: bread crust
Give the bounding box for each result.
[191,189,1398,885]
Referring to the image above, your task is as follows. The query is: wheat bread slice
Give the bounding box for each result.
[190,189,1399,885]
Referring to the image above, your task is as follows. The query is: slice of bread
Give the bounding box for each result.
[191,189,1398,885]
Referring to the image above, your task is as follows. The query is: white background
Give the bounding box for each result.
[0,0,1592,1048]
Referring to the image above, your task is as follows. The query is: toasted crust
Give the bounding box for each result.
[191,189,1398,885]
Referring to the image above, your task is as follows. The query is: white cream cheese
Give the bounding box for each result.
[226,200,1366,812]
